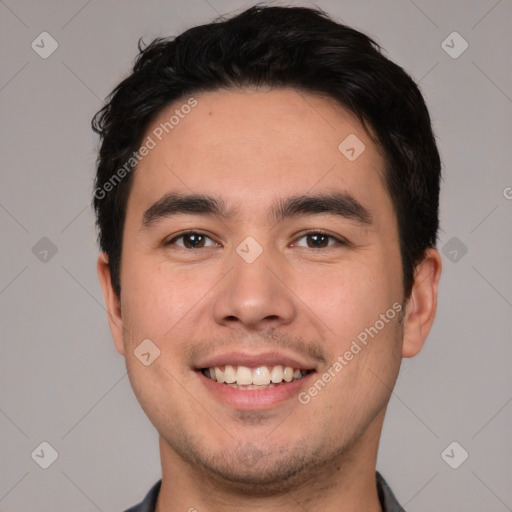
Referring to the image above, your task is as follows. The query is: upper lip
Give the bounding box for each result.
[195,351,318,371]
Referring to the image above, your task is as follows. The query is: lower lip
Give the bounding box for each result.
[197,371,315,410]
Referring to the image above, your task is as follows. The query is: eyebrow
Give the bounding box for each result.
[141,192,373,229]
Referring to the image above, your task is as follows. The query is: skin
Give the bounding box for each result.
[97,88,442,511]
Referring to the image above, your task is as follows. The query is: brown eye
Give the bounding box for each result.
[167,232,217,249]
[306,233,330,248]
[294,231,343,249]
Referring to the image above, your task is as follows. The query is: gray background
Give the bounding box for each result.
[1,0,511,510]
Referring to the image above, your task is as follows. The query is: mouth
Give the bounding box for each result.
[201,364,314,390]
[195,352,319,410]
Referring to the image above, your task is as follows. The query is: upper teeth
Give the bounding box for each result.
[205,365,306,386]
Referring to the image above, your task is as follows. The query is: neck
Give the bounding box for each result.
[155,412,385,512]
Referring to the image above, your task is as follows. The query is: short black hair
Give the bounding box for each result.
[92,4,441,299]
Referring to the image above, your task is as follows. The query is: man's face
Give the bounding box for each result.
[109,88,406,487]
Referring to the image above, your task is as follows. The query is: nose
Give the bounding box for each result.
[211,246,296,332]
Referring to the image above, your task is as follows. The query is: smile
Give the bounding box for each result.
[202,364,312,389]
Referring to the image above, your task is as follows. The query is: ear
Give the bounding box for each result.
[97,253,126,356]
[402,248,442,358]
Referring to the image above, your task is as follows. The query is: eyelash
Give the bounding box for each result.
[165,230,348,249]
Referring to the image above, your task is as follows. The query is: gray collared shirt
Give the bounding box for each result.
[123,472,405,511]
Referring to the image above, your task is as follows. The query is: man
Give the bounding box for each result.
[92,5,442,511]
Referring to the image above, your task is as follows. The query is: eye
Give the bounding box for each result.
[166,231,219,249]
[165,230,346,250]
[293,231,346,249]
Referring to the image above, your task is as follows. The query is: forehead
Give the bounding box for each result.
[128,88,391,223]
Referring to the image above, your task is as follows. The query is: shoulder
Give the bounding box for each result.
[123,480,162,512]
[376,472,406,512]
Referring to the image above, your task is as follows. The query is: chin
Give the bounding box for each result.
[175,437,331,496]
[203,460,312,495]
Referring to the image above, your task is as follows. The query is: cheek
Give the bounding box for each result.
[120,253,218,346]
[294,258,396,345]
[120,256,174,340]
